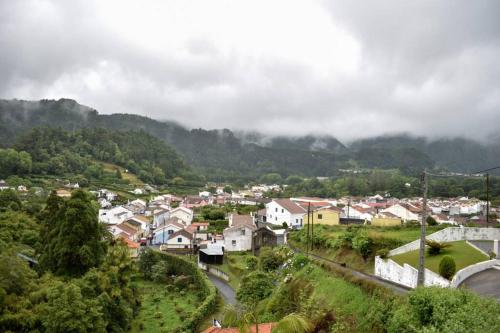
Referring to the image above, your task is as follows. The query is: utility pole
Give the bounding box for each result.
[346,197,351,225]
[311,207,314,251]
[417,170,428,286]
[306,202,311,254]
[486,173,490,225]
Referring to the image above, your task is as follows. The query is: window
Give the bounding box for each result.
[282,209,284,213]
[177,237,182,243]
[241,229,246,236]
[318,214,323,219]
[275,217,277,221]
[232,240,236,246]
[168,229,173,235]
[275,207,278,212]
[295,219,298,223]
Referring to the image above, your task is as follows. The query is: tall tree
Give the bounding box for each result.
[40,190,107,277]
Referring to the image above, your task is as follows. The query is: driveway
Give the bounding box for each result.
[461,268,500,300]
[207,274,237,306]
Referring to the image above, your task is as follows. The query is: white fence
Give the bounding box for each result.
[375,227,500,289]
[374,256,450,288]
[389,227,500,256]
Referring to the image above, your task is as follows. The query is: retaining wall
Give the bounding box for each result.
[450,259,500,287]
[374,256,450,288]
[389,227,500,256]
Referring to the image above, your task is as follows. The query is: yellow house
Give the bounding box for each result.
[305,206,341,226]
[371,212,402,227]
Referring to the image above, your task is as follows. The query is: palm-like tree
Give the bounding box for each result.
[222,306,311,333]
[272,313,312,333]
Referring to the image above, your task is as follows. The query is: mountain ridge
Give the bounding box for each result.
[1,98,499,178]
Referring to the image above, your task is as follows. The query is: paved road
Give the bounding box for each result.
[289,244,410,295]
[207,274,237,305]
[461,268,500,300]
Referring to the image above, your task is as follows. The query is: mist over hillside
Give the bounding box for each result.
[1,98,500,179]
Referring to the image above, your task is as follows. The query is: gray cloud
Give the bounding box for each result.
[0,0,499,142]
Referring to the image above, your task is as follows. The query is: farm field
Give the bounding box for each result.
[129,278,199,333]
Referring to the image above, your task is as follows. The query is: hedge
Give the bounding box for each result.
[155,251,218,332]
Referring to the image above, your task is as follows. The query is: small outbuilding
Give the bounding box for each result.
[199,245,224,265]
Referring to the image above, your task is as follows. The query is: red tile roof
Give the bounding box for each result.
[274,199,306,214]
[202,323,276,333]
[117,236,140,249]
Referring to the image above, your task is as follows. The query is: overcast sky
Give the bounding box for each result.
[1,0,499,141]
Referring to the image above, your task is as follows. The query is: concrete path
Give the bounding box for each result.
[207,274,237,305]
[461,268,500,300]
[289,244,410,295]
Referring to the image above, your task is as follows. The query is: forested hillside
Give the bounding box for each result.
[2,98,499,180]
[350,135,500,174]
[1,127,190,184]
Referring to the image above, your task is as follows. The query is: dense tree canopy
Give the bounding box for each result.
[39,190,107,277]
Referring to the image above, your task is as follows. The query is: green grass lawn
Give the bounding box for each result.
[129,279,199,333]
[391,241,489,274]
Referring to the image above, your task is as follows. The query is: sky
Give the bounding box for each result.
[1,0,499,141]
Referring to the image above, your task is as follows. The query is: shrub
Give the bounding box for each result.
[260,247,285,272]
[426,240,450,255]
[426,216,438,226]
[439,256,456,279]
[292,253,310,270]
[245,255,258,270]
[352,233,373,260]
[151,261,170,283]
[376,248,389,259]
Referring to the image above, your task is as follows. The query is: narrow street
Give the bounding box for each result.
[207,274,237,306]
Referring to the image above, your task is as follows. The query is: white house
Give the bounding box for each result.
[170,207,194,225]
[342,205,374,221]
[125,215,151,233]
[381,203,420,222]
[265,199,306,228]
[164,230,193,249]
[153,209,171,228]
[99,206,134,225]
[223,223,257,252]
[0,180,9,190]
[152,219,184,244]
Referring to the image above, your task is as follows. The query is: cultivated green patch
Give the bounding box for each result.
[129,278,199,333]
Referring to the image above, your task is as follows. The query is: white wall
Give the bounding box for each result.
[450,259,500,287]
[224,226,253,251]
[377,227,500,289]
[375,256,450,288]
[389,227,500,256]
